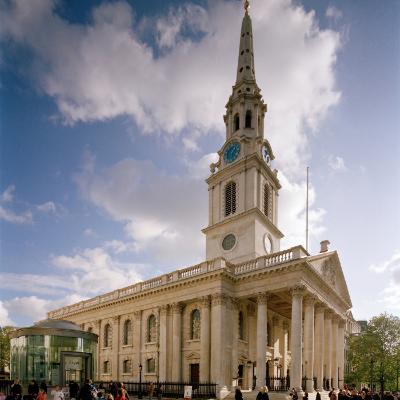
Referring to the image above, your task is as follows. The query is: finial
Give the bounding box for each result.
[244,0,250,13]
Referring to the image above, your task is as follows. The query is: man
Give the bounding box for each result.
[69,381,80,400]
[256,387,269,400]
[11,379,22,399]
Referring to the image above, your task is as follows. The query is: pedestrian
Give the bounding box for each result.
[69,381,80,400]
[147,383,154,400]
[52,386,64,400]
[37,389,46,400]
[28,380,39,398]
[235,388,243,400]
[115,390,125,400]
[106,395,113,400]
[79,379,94,400]
[303,392,308,400]
[256,386,269,400]
[316,391,321,400]
[40,383,47,395]
[11,379,22,400]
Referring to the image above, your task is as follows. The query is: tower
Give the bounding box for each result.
[202,2,284,263]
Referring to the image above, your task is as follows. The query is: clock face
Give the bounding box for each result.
[262,145,271,165]
[222,234,236,251]
[224,142,241,164]
[264,234,273,254]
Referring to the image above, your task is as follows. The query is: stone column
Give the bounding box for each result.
[282,321,289,377]
[273,316,281,376]
[290,285,305,392]
[314,305,325,390]
[331,316,339,389]
[324,311,333,389]
[231,300,240,384]
[247,303,257,390]
[303,296,316,392]
[171,302,183,381]
[94,319,101,380]
[133,311,142,380]
[112,316,120,380]
[200,296,211,382]
[256,293,269,389]
[211,293,228,392]
[159,305,168,381]
[337,320,345,389]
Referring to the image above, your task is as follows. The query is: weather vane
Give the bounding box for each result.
[244,0,250,13]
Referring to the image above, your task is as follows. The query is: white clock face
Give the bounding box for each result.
[264,234,272,254]
[262,145,271,165]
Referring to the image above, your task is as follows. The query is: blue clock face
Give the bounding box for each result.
[224,142,241,163]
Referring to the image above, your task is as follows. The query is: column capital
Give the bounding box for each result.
[247,302,256,316]
[211,293,228,306]
[94,319,101,328]
[315,302,327,314]
[331,314,341,324]
[200,295,211,308]
[282,320,289,330]
[303,294,318,306]
[325,309,335,319]
[231,298,240,310]
[256,292,270,305]
[112,315,120,323]
[160,304,168,314]
[338,319,346,328]
[290,283,307,297]
[133,310,142,320]
[171,302,184,313]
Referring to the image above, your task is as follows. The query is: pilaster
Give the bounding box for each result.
[171,302,183,381]
[314,304,325,390]
[200,296,211,382]
[256,292,269,389]
[159,305,168,381]
[303,295,316,392]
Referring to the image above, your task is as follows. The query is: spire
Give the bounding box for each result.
[236,0,256,84]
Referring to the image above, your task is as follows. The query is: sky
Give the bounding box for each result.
[0,0,399,327]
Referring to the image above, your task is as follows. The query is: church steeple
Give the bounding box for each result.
[236,1,256,84]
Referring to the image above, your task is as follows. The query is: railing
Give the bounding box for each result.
[48,245,307,318]
[266,376,290,391]
[94,381,217,399]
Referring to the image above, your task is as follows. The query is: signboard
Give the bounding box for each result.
[184,386,192,400]
[65,357,82,370]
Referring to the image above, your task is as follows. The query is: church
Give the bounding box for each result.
[48,2,353,397]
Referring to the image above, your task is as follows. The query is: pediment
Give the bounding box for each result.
[308,251,352,308]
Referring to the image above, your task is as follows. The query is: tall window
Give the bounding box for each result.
[147,358,155,373]
[104,323,112,348]
[245,110,252,128]
[225,181,237,217]
[147,314,157,342]
[238,311,245,340]
[123,319,132,345]
[234,114,240,131]
[190,309,201,340]
[103,361,110,374]
[264,183,272,219]
[123,359,131,374]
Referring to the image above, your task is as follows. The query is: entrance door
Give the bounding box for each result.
[190,363,200,384]
[238,364,244,388]
[61,352,92,386]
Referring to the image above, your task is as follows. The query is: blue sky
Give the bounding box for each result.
[0,0,399,327]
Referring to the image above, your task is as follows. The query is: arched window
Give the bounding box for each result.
[123,319,132,346]
[147,314,157,342]
[103,361,110,374]
[264,184,271,219]
[245,110,252,128]
[234,114,240,131]
[238,311,245,340]
[190,309,201,340]
[104,323,112,348]
[123,359,131,374]
[267,322,272,347]
[225,181,237,217]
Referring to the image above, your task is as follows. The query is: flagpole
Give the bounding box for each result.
[306,166,309,252]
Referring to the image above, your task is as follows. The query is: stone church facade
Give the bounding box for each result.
[48,3,352,396]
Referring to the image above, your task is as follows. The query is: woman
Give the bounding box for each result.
[37,389,47,400]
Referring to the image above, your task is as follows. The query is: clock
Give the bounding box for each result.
[264,234,273,254]
[224,142,241,164]
[222,234,236,251]
[262,144,271,165]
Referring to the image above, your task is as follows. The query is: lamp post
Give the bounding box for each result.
[139,364,143,399]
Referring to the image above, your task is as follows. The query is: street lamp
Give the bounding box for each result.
[139,364,143,400]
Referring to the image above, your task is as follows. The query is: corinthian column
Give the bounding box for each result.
[290,285,305,392]
[314,304,325,390]
[324,311,333,389]
[256,293,269,389]
[112,316,120,380]
[200,296,211,382]
[303,296,316,392]
[331,316,339,389]
[159,305,168,381]
[172,302,183,381]
[133,311,142,380]
[337,320,345,389]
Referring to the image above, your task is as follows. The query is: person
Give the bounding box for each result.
[28,380,39,398]
[109,383,117,400]
[316,391,321,400]
[256,387,269,400]
[37,389,46,400]
[115,390,125,400]
[331,392,338,400]
[147,383,154,400]
[96,393,105,400]
[235,388,243,400]
[106,395,113,400]
[40,383,47,395]
[11,379,22,399]
[80,379,94,400]
[292,390,298,400]
[303,392,308,400]
[69,381,80,400]
[52,386,64,400]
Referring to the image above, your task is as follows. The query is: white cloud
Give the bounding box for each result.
[0,185,15,203]
[0,0,341,177]
[369,249,400,274]
[103,239,136,254]
[0,185,33,224]
[326,6,343,21]
[0,300,14,326]
[36,201,57,213]
[328,155,347,171]
[83,228,96,237]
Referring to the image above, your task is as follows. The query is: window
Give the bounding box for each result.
[225,181,237,217]
[190,309,201,340]
[190,363,200,384]
[147,358,155,373]
[104,323,112,348]
[267,322,272,347]
[123,319,132,346]
[103,361,110,374]
[238,311,245,340]
[234,114,240,131]
[264,184,272,219]
[147,314,157,342]
[245,110,252,128]
[123,359,131,374]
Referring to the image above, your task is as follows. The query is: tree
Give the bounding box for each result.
[0,326,13,375]
[346,313,400,392]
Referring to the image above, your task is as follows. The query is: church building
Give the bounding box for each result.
[48,2,353,397]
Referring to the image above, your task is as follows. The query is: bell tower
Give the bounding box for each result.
[202,1,284,263]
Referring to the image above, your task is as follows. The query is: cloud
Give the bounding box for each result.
[83,228,96,237]
[328,155,347,171]
[0,0,341,177]
[0,300,14,326]
[0,185,15,203]
[0,185,33,224]
[369,249,400,274]
[36,201,57,213]
[326,6,343,21]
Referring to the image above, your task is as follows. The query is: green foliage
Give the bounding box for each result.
[345,313,400,391]
[0,326,13,372]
